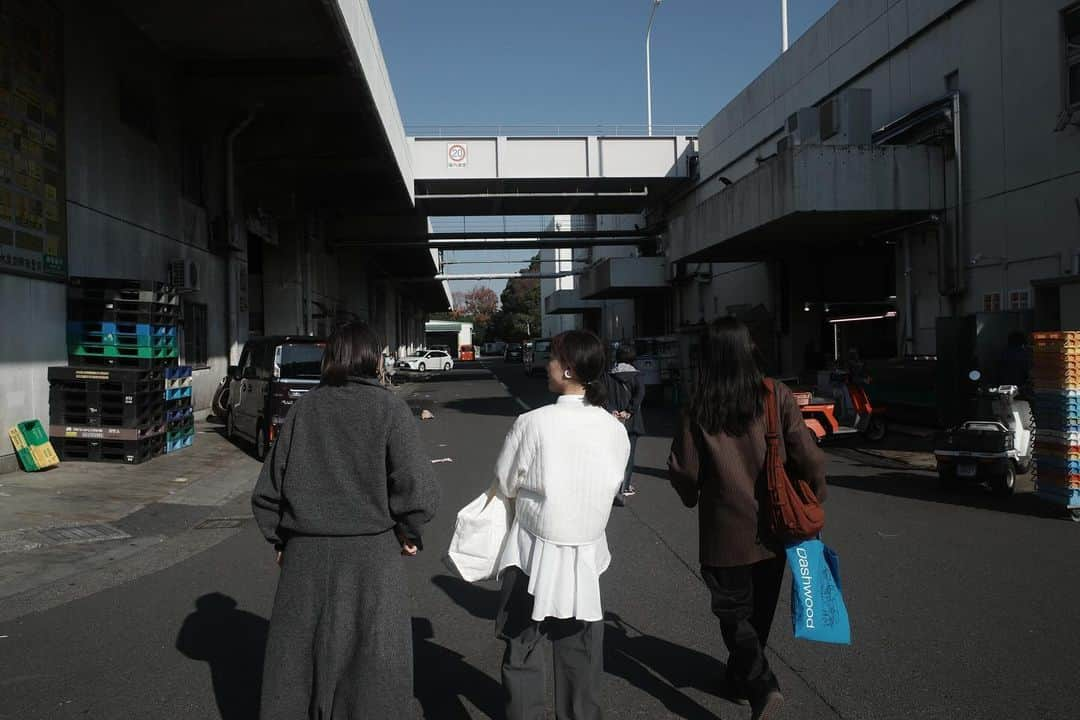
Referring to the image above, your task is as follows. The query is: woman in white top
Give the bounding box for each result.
[494,329,630,720]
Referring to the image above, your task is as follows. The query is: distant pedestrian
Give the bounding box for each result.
[251,322,439,720]
[493,330,630,720]
[668,318,826,720]
[605,344,646,504]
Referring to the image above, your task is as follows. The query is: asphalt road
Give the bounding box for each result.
[3,359,1079,719]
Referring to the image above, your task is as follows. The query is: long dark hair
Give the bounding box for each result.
[321,322,382,386]
[551,330,607,407]
[689,317,766,436]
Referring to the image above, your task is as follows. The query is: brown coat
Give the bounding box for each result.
[668,381,827,567]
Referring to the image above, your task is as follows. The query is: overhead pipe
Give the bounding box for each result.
[415,189,649,201]
[400,270,584,283]
[335,237,653,251]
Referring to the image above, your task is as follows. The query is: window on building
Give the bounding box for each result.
[983,292,1002,312]
[182,301,208,367]
[1008,289,1031,311]
[1066,5,1080,110]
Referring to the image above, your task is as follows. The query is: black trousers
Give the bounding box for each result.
[621,433,639,494]
[496,567,604,720]
[701,556,786,700]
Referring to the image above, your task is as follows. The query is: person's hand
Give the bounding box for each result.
[396,528,419,557]
[275,550,283,567]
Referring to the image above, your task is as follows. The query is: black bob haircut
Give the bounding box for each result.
[550,330,608,407]
[321,322,382,386]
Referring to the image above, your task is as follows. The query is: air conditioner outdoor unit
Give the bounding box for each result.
[169,259,200,293]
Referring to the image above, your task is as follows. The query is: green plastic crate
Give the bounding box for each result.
[8,420,60,471]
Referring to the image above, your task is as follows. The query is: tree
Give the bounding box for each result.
[491,255,541,341]
[461,286,499,330]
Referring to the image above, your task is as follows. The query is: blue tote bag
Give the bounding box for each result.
[785,538,851,645]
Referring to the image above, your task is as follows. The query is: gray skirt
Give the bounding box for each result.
[260,531,414,720]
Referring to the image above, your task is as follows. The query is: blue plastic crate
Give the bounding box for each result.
[165,434,194,453]
[163,386,193,401]
[165,365,192,380]
[1035,484,1080,508]
[67,321,176,338]
[166,405,194,423]
[1037,456,1080,473]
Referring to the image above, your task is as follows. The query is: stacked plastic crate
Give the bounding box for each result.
[1031,331,1080,521]
[164,366,195,453]
[49,277,190,464]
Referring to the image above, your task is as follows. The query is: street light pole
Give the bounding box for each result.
[645,0,662,137]
[781,0,789,52]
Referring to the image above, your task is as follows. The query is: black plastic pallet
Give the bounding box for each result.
[49,378,165,398]
[48,366,165,386]
[51,436,164,464]
[68,276,142,291]
[68,287,179,305]
[69,295,178,313]
[67,308,179,325]
[49,391,164,428]
[68,354,178,370]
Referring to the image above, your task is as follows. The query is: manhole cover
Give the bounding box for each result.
[37,523,130,545]
[194,517,248,530]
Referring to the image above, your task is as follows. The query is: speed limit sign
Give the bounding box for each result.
[447,143,467,168]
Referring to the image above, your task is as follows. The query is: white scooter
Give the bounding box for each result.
[934,370,1034,496]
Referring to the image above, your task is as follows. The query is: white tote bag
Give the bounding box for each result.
[447,487,513,582]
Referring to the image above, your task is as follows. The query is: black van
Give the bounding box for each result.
[225,336,325,460]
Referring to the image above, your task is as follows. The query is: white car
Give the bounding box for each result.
[396,350,454,372]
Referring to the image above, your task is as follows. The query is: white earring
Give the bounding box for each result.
[564,370,572,380]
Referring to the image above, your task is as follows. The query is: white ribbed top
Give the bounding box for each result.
[495,395,630,545]
[494,394,629,621]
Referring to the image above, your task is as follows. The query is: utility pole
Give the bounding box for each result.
[781,0,789,52]
[645,0,662,136]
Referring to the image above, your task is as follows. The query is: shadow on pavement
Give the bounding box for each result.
[604,612,727,719]
[441,397,525,417]
[828,472,1065,519]
[432,574,499,620]
[176,592,268,720]
[397,369,494,384]
[413,617,503,719]
[633,465,669,482]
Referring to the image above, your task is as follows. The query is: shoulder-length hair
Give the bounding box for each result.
[550,330,608,407]
[321,322,382,386]
[688,317,766,436]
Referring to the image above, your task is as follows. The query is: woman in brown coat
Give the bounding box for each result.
[668,318,826,720]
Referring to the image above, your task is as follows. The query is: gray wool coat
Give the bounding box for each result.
[252,376,439,549]
[251,377,439,719]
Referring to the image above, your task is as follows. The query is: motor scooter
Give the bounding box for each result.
[934,370,1034,496]
[826,368,887,442]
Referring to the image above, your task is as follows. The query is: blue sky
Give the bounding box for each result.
[369,0,837,297]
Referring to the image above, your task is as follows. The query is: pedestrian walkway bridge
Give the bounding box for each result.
[408,134,697,215]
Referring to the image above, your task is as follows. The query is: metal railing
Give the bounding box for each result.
[406,122,700,138]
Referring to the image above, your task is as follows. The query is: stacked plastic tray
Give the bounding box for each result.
[50,277,191,464]
[1031,331,1080,515]
[165,366,194,453]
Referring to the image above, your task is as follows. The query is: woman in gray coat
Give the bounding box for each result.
[252,322,439,719]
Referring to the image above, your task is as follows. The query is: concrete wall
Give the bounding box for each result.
[675,0,1080,364]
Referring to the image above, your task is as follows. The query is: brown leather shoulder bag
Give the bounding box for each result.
[762,378,825,542]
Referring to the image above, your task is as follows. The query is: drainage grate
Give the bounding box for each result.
[194,517,248,530]
[37,523,130,545]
